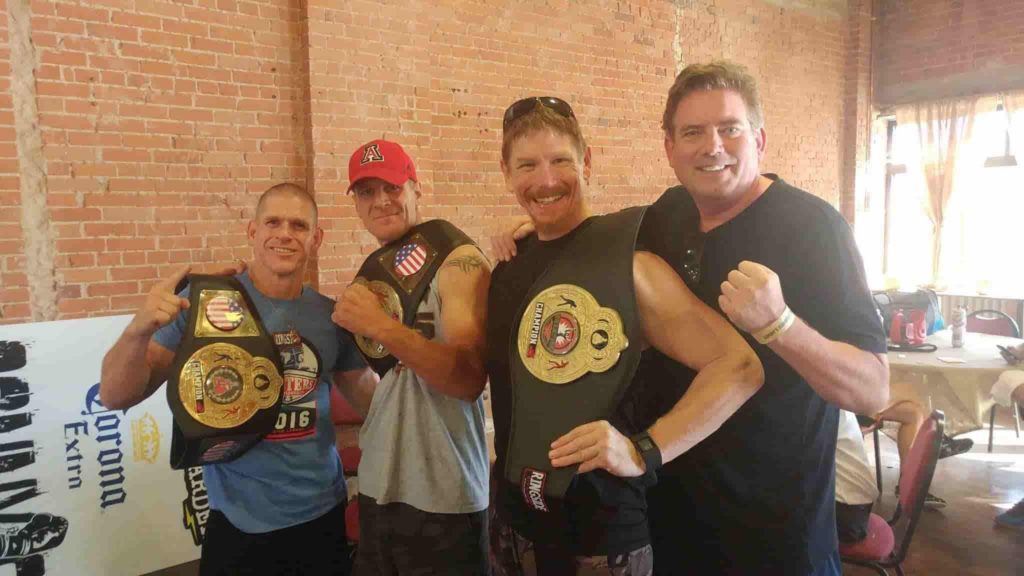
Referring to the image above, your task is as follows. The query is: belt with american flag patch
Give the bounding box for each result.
[166,274,284,470]
[352,219,475,377]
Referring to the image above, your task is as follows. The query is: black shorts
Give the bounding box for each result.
[835,502,873,544]
[354,493,488,576]
[199,501,350,576]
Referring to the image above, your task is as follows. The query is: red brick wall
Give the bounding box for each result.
[875,0,1024,106]
[18,0,308,321]
[1,0,865,323]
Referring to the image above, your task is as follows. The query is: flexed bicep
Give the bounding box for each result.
[634,250,747,371]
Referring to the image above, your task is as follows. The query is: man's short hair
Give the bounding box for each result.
[662,60,764,135]
[254,182,318,222]
[501,103,587,163]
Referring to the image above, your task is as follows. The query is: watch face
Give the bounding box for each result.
[637,437,655,452]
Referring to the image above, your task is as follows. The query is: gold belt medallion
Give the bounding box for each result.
[516,284,628,384]
[177,343,283,429]
[352,278,403,359]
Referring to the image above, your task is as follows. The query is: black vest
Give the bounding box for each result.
[505,207,646,510]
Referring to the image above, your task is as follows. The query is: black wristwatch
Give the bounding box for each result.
[630,431,662,476]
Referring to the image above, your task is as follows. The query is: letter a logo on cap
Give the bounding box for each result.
[360,143,384,165]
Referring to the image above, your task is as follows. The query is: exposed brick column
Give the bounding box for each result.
[7,0,58,321]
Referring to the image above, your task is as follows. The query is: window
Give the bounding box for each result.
[879,99,1023,295]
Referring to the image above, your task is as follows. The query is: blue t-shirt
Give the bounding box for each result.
[153,272,365,533]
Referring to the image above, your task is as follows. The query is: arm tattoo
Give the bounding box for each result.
[443,255,487,274]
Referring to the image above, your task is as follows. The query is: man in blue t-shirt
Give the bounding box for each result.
[100,183,377,575]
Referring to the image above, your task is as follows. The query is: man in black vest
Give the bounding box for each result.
[641,60,890,575]
[486,97,764,576]
[334,140,492,575]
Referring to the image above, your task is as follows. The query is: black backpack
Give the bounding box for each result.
[872,288,945,336]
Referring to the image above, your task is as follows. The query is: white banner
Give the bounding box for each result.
[0,316,205,576]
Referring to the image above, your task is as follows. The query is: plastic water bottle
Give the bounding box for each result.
[952,306,966,348]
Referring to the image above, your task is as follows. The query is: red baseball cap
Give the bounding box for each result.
[347,139,418,192]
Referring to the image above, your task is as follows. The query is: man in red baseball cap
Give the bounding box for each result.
[345,139,422,244]
[334,139,492,575]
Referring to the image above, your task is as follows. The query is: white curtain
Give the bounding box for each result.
[894,97,978,285]
[1003,90,1024,167]
[945,96,1002,290]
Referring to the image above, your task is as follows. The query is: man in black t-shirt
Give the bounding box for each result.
[641,61,890,575]
[487,97,764,575]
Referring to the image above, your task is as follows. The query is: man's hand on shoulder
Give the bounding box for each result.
[489,217,534,262]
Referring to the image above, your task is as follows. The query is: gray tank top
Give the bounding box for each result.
[357,274,489,513]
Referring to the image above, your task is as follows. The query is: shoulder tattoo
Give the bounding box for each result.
[442,254,487,274]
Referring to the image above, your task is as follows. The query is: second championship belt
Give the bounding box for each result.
[506,207,646,512]
[352,219,474,376]
[167,275,285,469]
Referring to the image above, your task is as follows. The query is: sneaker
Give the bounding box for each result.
[995,498,1024,530]
[938,435,973,459]
[894,482,947,508]
[923,492,947,509]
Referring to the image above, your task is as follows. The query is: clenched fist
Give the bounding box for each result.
[718,260,788,335]
[332,283,400,341]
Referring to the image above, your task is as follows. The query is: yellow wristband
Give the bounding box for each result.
[752,307,795,344]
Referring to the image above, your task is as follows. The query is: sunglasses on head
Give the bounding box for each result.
[502,96,576,131]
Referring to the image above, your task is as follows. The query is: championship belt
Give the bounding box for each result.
[506,207,646,512]
[166,275,284,469]
[351,219,474,377]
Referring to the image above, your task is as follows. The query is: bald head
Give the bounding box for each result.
[255,183,318,223]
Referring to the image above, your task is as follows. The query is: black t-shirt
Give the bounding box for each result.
[486,217,650,557]
[638,176,887,575]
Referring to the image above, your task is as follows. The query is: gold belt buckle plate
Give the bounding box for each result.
[516,284,628,385]
[178,342,283,429]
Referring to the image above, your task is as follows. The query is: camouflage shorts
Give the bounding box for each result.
[489,509,653,576]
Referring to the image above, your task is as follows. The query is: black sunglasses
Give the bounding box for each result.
[681,246,701,285]
[502,96,576,131]
[678,223,706,286]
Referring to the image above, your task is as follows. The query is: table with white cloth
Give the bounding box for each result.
[887,329,1023,437]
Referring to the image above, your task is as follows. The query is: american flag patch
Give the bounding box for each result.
[206,296,244,331]
[393,243,427,277]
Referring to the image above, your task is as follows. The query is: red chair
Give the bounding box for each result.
[965,310,1022,451]
[329,384,365,426]
[330,386,364,548]
[840,410,945,576]
[329,385,363,475]
[345,497,360,544]
[966,309,1021,338]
